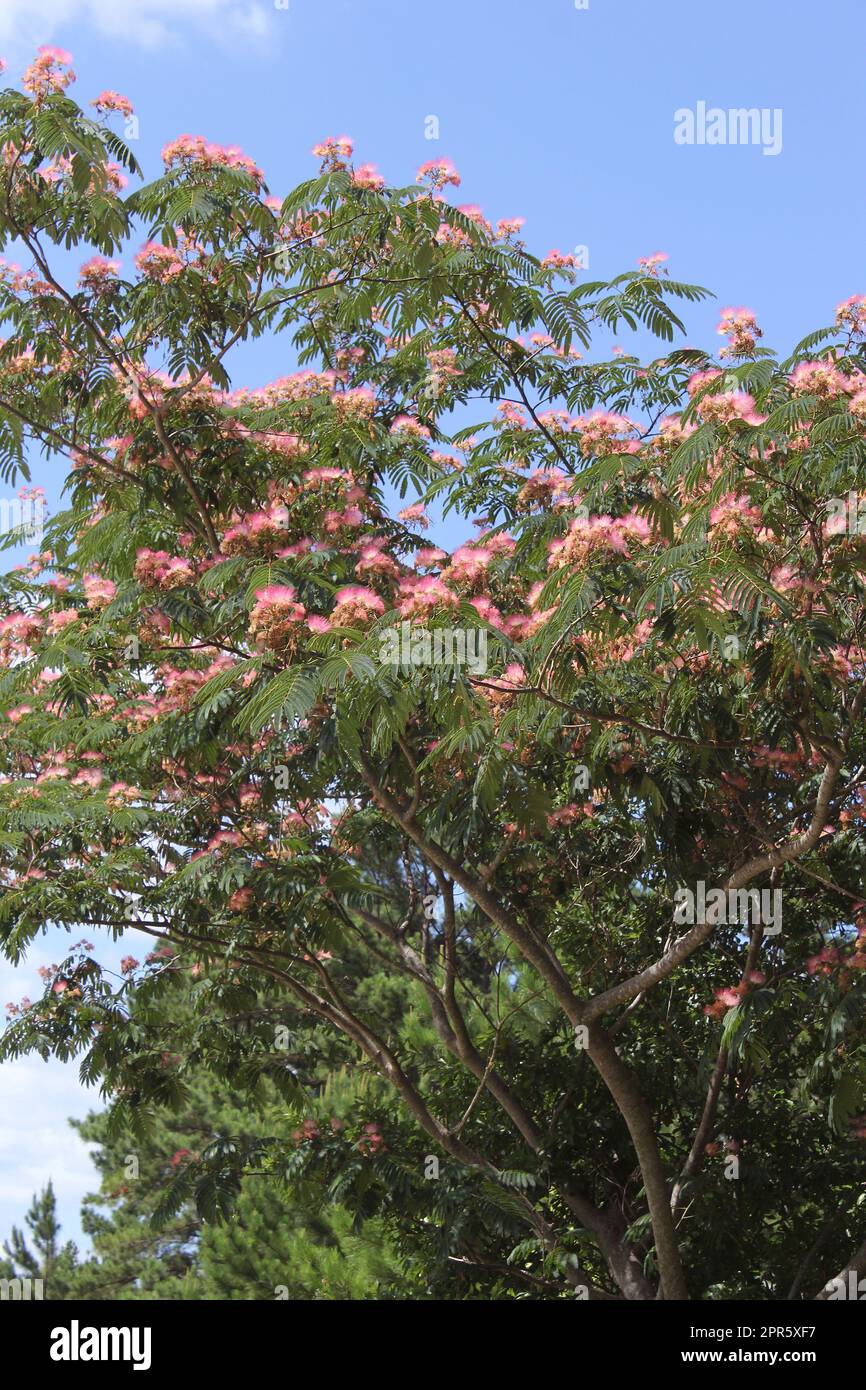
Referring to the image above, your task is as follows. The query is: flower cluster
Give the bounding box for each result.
[22,47,75,101]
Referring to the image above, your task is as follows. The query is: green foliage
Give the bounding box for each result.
[0,61,865,1301]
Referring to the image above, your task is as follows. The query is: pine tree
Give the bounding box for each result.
[1,966,424,1301]
[2,1077,422,1300]
[1,1182,79,1299]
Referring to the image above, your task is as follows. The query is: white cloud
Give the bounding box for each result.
[0,929,152,1249]
[0,1055,98,1249]
[0,942,99,1246]
[0,0,275,57]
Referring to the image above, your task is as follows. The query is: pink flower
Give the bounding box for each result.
[695,390,764,426]
[228,887,254,912]
[496,217,525,238]
[413,546,447,569]
[548,511,651,571]
[788,361,846,398]
[312,135,353,168]
[390,415,431,439]
[577,411,639,456]
[355,543,400,581]
[206,830,243,855]
[398,574,460,619]
[806,946,840,976]
[716,306,762,357]
[708,494,763,540]
[330,386,376,418]
[469,595,504,629]
[638,251,668,276]
[83,574,117,608]
[71,768,103,789]
[22,47,75,101]
[398,503,429,528]
[323,505,363,533]
[106,782,141,808]
[416,158,461,190]
[134,549,195,590]
[161,135,262,182]
[330,585,385,628]
[135,242,185,283]
[716,988,742,1008]
[547,803,592,828]
[249,585,308,651]
[444,545,493,587]
[542,249,579,270]
[78,256,121,291]
[357,1122,385,1155]
[46,608,79,635]
[352,163,384,190]
[836,296,866,334]
[36,45,71,63]
[703,984,744,1018]
[92,90,134,118]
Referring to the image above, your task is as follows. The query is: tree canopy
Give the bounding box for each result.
[2,48,866,1301]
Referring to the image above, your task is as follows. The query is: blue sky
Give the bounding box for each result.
[0,0,864,1255]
